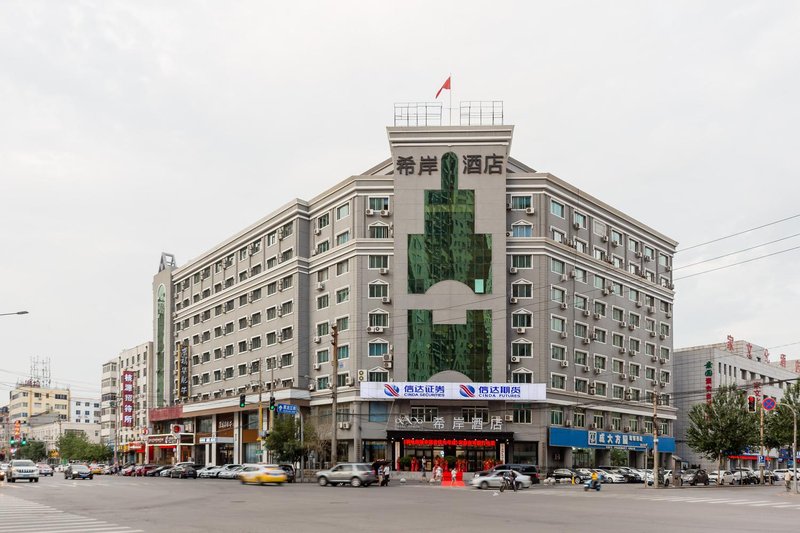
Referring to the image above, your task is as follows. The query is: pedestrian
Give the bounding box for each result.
[785,470,793,492]
[381,463,390,486]
[451,467,458,486]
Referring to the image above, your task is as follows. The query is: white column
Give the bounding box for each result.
[211,414,218,465]
[233,411,241,463]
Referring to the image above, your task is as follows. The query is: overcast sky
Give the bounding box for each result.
[2,1,799,400]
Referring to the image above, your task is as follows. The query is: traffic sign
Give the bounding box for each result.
[757,455,766,466]
[276,403,298,415]
[762,397,776,411]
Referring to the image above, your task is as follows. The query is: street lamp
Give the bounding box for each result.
[0,310,29,317]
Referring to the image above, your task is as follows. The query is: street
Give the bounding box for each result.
[1,476,799,532]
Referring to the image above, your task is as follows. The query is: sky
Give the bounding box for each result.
[2,1,800,400]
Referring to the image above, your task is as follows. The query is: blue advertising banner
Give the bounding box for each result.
[549,426,676,453]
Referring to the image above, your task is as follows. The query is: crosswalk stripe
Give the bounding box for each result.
[728,500,770,505]
[0,495,141,533]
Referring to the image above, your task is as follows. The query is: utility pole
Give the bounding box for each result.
[330,323,339,466]
[652,387,659,489]
[258,363,264,461]
[759,398,765,485]
[269,363,275,463]
[780,403,798,494]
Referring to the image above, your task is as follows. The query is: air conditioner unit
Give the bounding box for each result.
[572,222,580,230]
[647,306,655,314]
[628,324,635,331]
[366,326,375,333]
[277,334,283,343]
[313,363,321,370]
[560,302,568,310]
[601,235,609,242]
[560,331,568,339]
[345,377,355,387]
[506,231,512,237]
[666,313,672,319]
[277,280,284,291]
[516,327,526,334]
[357,369,366,382]
[382,354,393,362]
[373,326,384,333]
[588,423,596,430]
[620,321,627,328]
[560,360,569,368]
[623,426,631,432]
[308,383,316,391]
[582,337,591,345]
[380,209,390,217]
[379,268,389,275]
[381,296,391,304]
[582,309,590,317]
[628,349,636,356]
[509,267,518,274]
[564,420,572,427]
[628,374,636,382]
[311,249,318,256]
[602,289,610,296]
[277,309,283,317]
[659,334,666,340]
[651,355,658,362]
[650,331,656,337]
[506,202,512,210]
[659,381,666,388]
[611,241,619,247]
[510,355,520,363]
[365,208,375,216]
[636,301,643,308]
[668,283,675,290]
[594,367,602,375]
[588,387,596,396]
[619,373,627,380]
[314,227,321,235]
[651,380,658,387]
[509,296,518,304]
[338,422,351,430]
[560,274,568,282]
[591,333,598,340]
[619,347,626,354]
[525,207,535,215]
[317,282,325,290]
[385,361,393,368]
[504,414,514,422]
[635,252,643,259]
[659,358,667,365]
[593,313,601,320]
[313,336,321,344]
[582,365,590,373]
[277,229,284,240]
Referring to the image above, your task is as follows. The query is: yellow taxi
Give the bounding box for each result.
[238,464,288,485]
[90,464,105,475]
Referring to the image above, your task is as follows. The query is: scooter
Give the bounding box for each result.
[583,479,601,491]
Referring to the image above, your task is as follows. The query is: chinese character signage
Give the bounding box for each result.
[178,342,190,399]
[726,335,734,351]
[395,154,504,176]
[121,370,135,427]
[704,360,713,404]
[549,427,676,453]
[360,382,545,401]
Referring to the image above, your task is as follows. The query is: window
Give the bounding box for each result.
[551,345,566,361]
[659,347,670,360]
[550,408,564,425]
[645,317,655,332]
[513,403,532,424]
[628,238,639,253]
[214,370,222,382]
[336,287,350,304]
[368,401,389,422]
[336,231,350,246]
[645,343,656,357]
[368,369,389,383]
[550,199,565,218]
[550,374,566,390]
[266,307,277,321]
[612,385,624,400]
[512,281,532,298]
[660,322,670,337]
[574,294,588,310]
[629,288,640,303]
[368,196,389,211]
[316,241,330,254]
[280,326,293,340]
[510,195,531,210]
[644,246,655,260]
[238,340,248,353]
[512,371,532,384]
[369,224,389,239]
[336,259,349,275]
[611,282,622,295]
[369,255,389,269]
[574,267,587,283]
[575,240,588,255]
[251,336,262,350]
[551,316,566,333]
[511,341,532,358]
[512,223,533,238]
[611,229,623,245]
[511,254,532,269]
[629,363,640,377]
[574,322,588,338]
[629,338,640,353]
[267,257,277,269]
[551,227,564,242]
[593,301,606,317]
[336,202,350,220]
[594,355,607,370]
[281,353,293,367]
[316,322,330,337]
[512,311,532,328]
[368,341,389,357]
[574,350,588,366]
[369,282,388,298]
[280,300,293,316]
[267,282,277,295]
[593,248,606,261]
[317,294,329,309]
[660,370,670,384]
[594,274,605,290]
[575,378,589,394]
[612,359,625,374]
[551,287,566,303]
[336,345,350,360]
[574,212,587,228]
[612,333,624,348]
[551,259,565,275]
[368,312,388,328]
[251,312,262,326]
[317,376,330,390]
[317,268,329,282]
[317,213,330,230]
[266,332,277,345]
[412,406,439,422]
[316,349,330,364]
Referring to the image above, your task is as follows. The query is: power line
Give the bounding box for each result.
[674,245,800,281]
[674,232,800,271]
[678,213,800,253]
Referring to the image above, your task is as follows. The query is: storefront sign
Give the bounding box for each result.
[121,371,135,427]
[395,154,504,176]
[549,427,676,453]
[704,361,713,404]
[217,417,233,431]
[128,442,145,452]
[402,438,496,447]
[178,343,190,399]
[146,434,177,445]
[361,382,545,401]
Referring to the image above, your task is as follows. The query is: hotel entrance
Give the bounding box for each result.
[388,432,512,472]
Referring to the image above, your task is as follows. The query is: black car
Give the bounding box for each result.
[170,465,197,479]
[477,464,540,484]
[64,464,93,480]
[279,464,296,483]
[681,468,710,486]
[550,468,584,481]
[145,466,169,477]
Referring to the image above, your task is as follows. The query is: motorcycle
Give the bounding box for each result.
[584,479,601,491]
[499,473,518,493]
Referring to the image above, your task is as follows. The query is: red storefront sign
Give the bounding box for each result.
[121,371,135,427]
[704,360,713,404]
[402,438,496,447]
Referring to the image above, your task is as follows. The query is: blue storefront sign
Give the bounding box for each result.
[549,427,676,453]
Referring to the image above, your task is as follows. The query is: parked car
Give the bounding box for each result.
[316,463,378,487]
[732,468,758,485]
[7,460,40,483]
[217,464,244,479]
[278,464,296,483]
[64,464,93,480]
[120,465,136,476]
[145,466,169,477]
[159,467,176,477]
[708,470,734,485]
[476,464,540,484]
[681,468,710,486]
[197,465,223,478]
[239,464,288,485]
[575,468,603,482]
[170,465,197,479]
[37,463,54,476]
[550,468,585,481]
[596,469,626,483]
[135,464,161,476]
[470,470,532,490]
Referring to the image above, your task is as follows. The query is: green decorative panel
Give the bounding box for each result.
[408,151,492,294]
[408,309,492,382]
[156,284,166,407]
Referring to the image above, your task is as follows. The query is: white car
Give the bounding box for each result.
[708,470,734,485]
[470,471,533,490]
[595,469,625,483]
[217,464,244,479]
[197,466,223,478]
[7,460,40,483]
[37,463,54,476]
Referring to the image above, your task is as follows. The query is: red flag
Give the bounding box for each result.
[435,76,451,99]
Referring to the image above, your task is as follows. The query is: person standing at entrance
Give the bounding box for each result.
[451,467,458,486]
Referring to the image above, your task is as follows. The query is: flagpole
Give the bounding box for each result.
[449,72,453,126]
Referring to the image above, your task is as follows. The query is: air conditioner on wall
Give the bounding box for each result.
[560,360,569,368]
[365,208,375,216]
[509,297,518,304]
[510,355,520,363]
[516,327,526,334]
[338,422,350,430]
[379,268,389,275]
[381,296,391,304]
[525,207,535,215]
[313,363,321,371]
[382,354,393,362]
[504,414,514,422]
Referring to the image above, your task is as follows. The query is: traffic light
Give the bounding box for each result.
[21,435,27,446]
[748,396,756,412]
[269,396,275,411]
[239,394,246,408]
[9,437,15,446]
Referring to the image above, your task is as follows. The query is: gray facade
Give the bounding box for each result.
[153,124,677,470]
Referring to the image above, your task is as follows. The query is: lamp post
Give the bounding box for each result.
[0,311,29,317]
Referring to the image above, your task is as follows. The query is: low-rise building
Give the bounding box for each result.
[69,396,100,425]
[7,381,70,424]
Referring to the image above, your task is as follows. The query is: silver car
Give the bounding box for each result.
[217,464,244,479]
[316,463,378,487]
[197,465,223,478]
[8,460,40,483]
[470,471,532,490]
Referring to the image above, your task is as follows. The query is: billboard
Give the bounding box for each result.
[360,382,545,401]
[121,370,135,427]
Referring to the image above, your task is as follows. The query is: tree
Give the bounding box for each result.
[686,384,759,480]
[264,415,304,463]
[18,440,47,462]
[765,381,800,450]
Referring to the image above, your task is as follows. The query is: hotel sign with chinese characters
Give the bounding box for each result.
[360,382,545,401]
[177,342,190,399]
[121,371,135,427]
[395,154,505,176]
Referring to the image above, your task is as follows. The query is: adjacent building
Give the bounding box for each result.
[69,396,101,425]
[148,118,677,470]
[100,358,118,449]
[28,411,101,455]
[7,381,70,424]
[117,342,154,464]
[674,339,800,470]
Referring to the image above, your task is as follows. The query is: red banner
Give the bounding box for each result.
[121,370,135,427]
[402,438,496,447]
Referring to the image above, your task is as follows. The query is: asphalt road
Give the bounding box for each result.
[2,475,800,533]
